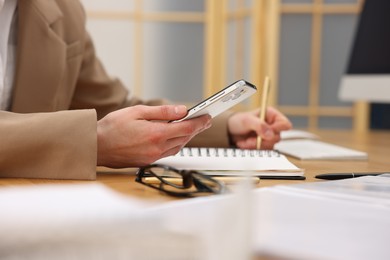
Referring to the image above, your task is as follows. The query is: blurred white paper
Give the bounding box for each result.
[0,184,202,259]
[253,176,390,260]
[144,178,255,260]
[3,176,388,260]
[0,182,254,260]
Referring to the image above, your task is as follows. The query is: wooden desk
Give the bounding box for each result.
[1,129,389,202]
[1,130,389,260]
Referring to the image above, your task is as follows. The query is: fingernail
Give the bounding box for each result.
[175,105,186,115]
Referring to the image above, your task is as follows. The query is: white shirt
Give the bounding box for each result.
[0,0,17,110]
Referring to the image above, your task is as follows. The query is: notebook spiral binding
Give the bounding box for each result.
[178,148,280,158]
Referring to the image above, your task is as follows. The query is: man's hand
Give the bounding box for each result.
[227,106,292,150]
[97,105,211,168]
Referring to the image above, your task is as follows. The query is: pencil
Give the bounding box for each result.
[143,176,260,185]
[256,76,271,150]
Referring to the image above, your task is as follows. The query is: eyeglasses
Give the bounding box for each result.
[136,164,227,197]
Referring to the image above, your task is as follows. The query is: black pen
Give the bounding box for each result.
[315,172,389,180]
[260,176,306,180]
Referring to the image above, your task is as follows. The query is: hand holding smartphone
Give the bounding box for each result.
[172,80,257,123]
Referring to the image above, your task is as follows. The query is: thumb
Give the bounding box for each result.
[137,105,188,121]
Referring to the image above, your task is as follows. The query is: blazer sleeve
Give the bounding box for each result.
[0,109,97,180]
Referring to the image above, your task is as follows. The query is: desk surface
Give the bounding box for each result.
[1,129,389,202]
[1,130,389,260]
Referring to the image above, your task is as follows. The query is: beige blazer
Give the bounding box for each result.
[0,0,232,180]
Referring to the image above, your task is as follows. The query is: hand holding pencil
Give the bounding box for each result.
[226,77,292,150]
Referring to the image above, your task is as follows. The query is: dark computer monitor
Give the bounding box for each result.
[339,0,390,102]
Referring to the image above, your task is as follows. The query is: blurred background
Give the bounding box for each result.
[80,0,369,132]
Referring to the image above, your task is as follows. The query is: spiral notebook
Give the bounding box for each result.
[155,147,304,177]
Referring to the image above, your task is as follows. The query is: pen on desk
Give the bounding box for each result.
[315,172,388,180]
[260,175,306,180]
[256,76,271,150]
[143,176,260,185]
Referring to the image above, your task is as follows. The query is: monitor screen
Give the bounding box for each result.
[339,0,390,102]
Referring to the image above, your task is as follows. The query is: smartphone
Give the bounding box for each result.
[172,79,257,122]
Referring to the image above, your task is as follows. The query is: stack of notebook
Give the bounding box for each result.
[275,130,368,160]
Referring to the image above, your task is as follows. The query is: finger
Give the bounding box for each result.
[157,133,201,161]
[270,120,293,132]
[236,137,267,150]
[231,114,275,142]
[166,114,212,138]
[265,107,292,128]
[260,141,276,150]
[236,139,254,149]
[164,135,193,153]
[236,114,262,133]
[258,122,275,140]
[134,105,188,121]
[237,139,275,150]
[160,145,185,158]
[236,134,280,150]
